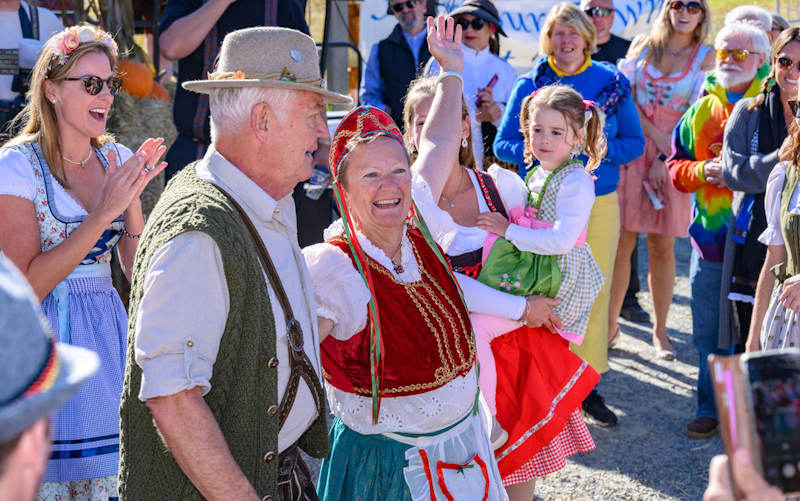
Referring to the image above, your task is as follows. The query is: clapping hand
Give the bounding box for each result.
[95,137,167,222]
[426,15,463,75]
[475,212,510,237]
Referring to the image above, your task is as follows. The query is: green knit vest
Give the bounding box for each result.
[118,164,329,500]
[780,164,800,278]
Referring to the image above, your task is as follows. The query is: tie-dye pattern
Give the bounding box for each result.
[667,64,769,262]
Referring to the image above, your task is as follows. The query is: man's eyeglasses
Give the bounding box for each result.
[778,56,800,72]
[669,1,703,14]
[788,100,800,119]
[454,17,486,31]
[584,7,613,17]
[390,0,416,13]
[715,49,753,62]
[63,75,123,96]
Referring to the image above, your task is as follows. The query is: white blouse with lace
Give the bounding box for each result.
[760,162,800,247]
[303,220,478,435]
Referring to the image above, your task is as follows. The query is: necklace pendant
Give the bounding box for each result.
[448,201,455,208]
[393,262,404,274]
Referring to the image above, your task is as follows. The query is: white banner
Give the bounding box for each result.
[358,0,660,73]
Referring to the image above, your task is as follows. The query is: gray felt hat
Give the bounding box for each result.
[182,26,352,104]
[0,254,99,442]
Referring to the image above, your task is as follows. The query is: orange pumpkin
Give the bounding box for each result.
[117,60,153,98]
[149,82,170,102]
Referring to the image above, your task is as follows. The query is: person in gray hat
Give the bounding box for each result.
[118,26,350,501]
[0,254,98,501]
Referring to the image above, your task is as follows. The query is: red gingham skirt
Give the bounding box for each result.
[502,410,595,486]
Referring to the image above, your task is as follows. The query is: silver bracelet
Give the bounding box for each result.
[435,71,463,87]
[519,299,531,326]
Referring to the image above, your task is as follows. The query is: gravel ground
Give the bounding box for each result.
[535,235,722,501]
[305,235,720,500]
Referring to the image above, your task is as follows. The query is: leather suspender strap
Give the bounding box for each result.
[210,184,325,432]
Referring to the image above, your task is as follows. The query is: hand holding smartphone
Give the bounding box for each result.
[711,350,800,497]
[476,74,498,107]
[642,179,665,211]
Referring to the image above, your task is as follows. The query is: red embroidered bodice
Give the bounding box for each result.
[322,228,475,397]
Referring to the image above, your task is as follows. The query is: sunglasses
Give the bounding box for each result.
[778,56,800,72]
[454,17,486,31]
[715,49,754,62]
[789,100,800,119]
[584,7,613,17]
[390,0,416,13]
[669,1,703,14]
[63,75,123,96]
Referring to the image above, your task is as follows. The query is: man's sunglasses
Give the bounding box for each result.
[669,1,703,14]
[390,0,416,13]
[778,56,800,72]
[788,100,800,118]
[584,7,613,17]
[454,17,486,31]
[63,75,123,96]
[715,49,753,62]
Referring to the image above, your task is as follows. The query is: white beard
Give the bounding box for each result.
[716,66,756,89]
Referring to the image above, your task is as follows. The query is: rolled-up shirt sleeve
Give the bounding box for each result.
[135,231,229,400]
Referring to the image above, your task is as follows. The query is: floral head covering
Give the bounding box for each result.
[329,106,474,424]
[47,25,118,70]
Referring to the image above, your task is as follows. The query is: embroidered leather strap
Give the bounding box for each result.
[210,184,325,432]
[473,169,508,219]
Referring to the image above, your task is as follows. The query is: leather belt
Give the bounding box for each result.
[211,184,325,432]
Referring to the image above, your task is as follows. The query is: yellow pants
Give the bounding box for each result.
[571,192,619,374]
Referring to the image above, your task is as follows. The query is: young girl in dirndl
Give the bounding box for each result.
[471,84,607,451]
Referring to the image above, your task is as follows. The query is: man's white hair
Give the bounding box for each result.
[579,0,613,9]
[724,5,771,33]
[208,87,295,143]
[715,21,770,55]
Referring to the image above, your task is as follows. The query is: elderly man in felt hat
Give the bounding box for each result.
[118,27,351,501]
[0,255,99,500]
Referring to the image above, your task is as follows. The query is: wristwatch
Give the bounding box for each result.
[658,152,668,162]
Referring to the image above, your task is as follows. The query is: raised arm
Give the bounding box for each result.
[411,16,464,201]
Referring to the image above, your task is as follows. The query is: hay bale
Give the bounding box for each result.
[107,90,177,306]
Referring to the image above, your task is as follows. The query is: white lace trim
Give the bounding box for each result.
[326,367,478,434]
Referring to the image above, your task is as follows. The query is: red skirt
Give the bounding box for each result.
[491,325,600,479]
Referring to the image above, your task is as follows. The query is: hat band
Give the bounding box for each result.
[207,67,324,87]
[0,338,60,406]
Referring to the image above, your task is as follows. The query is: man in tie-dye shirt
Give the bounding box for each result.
[668,22,769,440]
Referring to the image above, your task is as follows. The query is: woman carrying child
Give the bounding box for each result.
[405,80,602,500]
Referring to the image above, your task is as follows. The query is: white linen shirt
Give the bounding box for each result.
[134,146,322,452]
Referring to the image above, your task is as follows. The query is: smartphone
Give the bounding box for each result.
[476,74,499,107]
[741,349,800,495]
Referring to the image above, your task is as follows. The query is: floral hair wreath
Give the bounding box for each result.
[47,26,118,70]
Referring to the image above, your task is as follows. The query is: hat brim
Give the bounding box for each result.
[0,343,99,442]
[182,78,353,105]
[450,6,507,36]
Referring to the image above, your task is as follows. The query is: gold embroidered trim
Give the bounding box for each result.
[336,236,474,395]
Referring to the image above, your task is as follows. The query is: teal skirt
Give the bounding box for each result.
[317,418,412,501]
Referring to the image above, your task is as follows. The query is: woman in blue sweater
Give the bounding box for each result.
[493,2,644,428]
